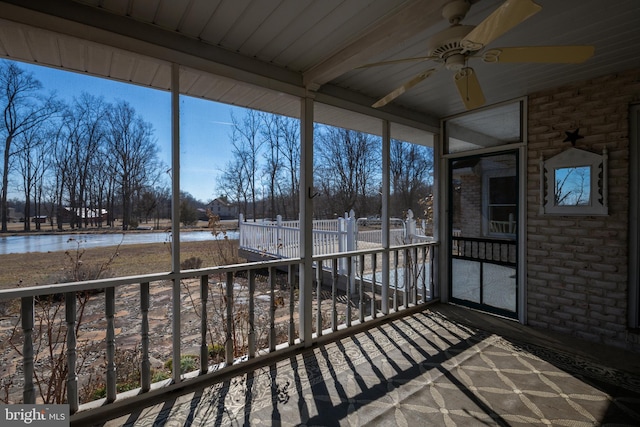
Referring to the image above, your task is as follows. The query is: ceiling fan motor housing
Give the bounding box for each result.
[427,24,475,69]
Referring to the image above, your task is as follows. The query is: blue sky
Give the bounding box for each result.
[14,60,245,202]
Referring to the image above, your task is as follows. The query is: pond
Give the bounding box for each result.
[0,230,239,255]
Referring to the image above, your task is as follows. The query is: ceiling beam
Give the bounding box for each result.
[302,0,450,91]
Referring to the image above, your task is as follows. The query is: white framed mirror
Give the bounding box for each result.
[540,147,608,215]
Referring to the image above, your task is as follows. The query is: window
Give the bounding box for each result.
[482,165,517,237]
[540,147,608,216]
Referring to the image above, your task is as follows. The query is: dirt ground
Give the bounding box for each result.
[0,219,239,288]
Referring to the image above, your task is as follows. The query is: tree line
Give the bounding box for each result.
[0,61,167,232]
[1,59,434,232]
[220,110,434,221]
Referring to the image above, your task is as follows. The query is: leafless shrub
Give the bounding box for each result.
[5,239,122,404]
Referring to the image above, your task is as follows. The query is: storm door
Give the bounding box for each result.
[449,151,518,318]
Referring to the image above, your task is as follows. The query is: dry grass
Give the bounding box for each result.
[0,239,242,290]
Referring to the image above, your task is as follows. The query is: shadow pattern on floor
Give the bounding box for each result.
[102,310,640,426]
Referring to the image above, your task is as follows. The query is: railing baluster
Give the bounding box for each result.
[331,258,338,332]
[140,282,151,391]
[346,256,352,327]
[106,287,116,402]
[404,248,410,309]
[248,270,256,358]
[65,292,78,413]
[269,266,276,352]
[21,297,35,404]
[421,247,427,303]
[411,247,419,304]
[316,259,323,337]
[358,254,364,323]
[225,272,234,365]
[393,250,399,312]
[430,246,436,299]
[371,253,377,319]
[199,276,208,373]
[288,264,295,345]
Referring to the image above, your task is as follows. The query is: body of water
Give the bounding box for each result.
[0,231,239,255]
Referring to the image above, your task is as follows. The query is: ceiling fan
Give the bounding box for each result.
[364,0,595,110]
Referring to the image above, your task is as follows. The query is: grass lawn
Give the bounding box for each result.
[0,239,242,289]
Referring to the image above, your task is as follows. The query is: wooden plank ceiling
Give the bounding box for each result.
[0,0,639,141]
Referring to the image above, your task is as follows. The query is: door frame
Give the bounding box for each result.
[629,103,640,328]
[438,100,528,323]
[447,150,520,319]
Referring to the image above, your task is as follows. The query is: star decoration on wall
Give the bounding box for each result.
[563,128,584,146]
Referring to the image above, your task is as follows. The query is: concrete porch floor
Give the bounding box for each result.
[80,303,640,426]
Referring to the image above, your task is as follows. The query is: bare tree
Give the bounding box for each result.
[315,126,381,217]
[276,115,300,218]
[149,185,170,229]
[219,155,249,219]
[0,61,61,231]
[261,113,282,220]
[51,123,74,230]
[14,123,54,230]
[61,93,109,228]
[230,109,264,221]
[555,166,589,206]
[105,100,160,230]
[389,139,433,217]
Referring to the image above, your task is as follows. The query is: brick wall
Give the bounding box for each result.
[527,68,640,350]
[456,174,482,236]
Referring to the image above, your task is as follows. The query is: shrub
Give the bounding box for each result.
[208,343,225,361]
[164,355,199,375]
[180,256,203,270]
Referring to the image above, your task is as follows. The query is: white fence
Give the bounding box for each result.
[239,210,430,258]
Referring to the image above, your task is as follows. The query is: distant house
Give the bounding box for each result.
[62,207,108,223]
[206,198,238,220]
[31,215,49,224]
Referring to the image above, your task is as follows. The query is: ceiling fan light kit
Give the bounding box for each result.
[367,0,595,110]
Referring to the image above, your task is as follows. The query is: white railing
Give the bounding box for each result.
[239,211,430,257]
[0,241,436,423]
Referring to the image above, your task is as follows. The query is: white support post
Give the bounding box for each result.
[299,93,314,346]
[338,217,346,274]
[406,209,416,243]
[347,210,356,294]
[432,130,441,300]
[276,214,282,257]
[438,128,449,303]
[381,120,390,315]
[238,213,245,248]
[170,62,182,384]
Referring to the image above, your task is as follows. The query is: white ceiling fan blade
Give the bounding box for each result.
[461,0,542,51]
[483,46,595,63]
[454,67,485,110]
[357,56,434,69]
[372,68,437,108]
